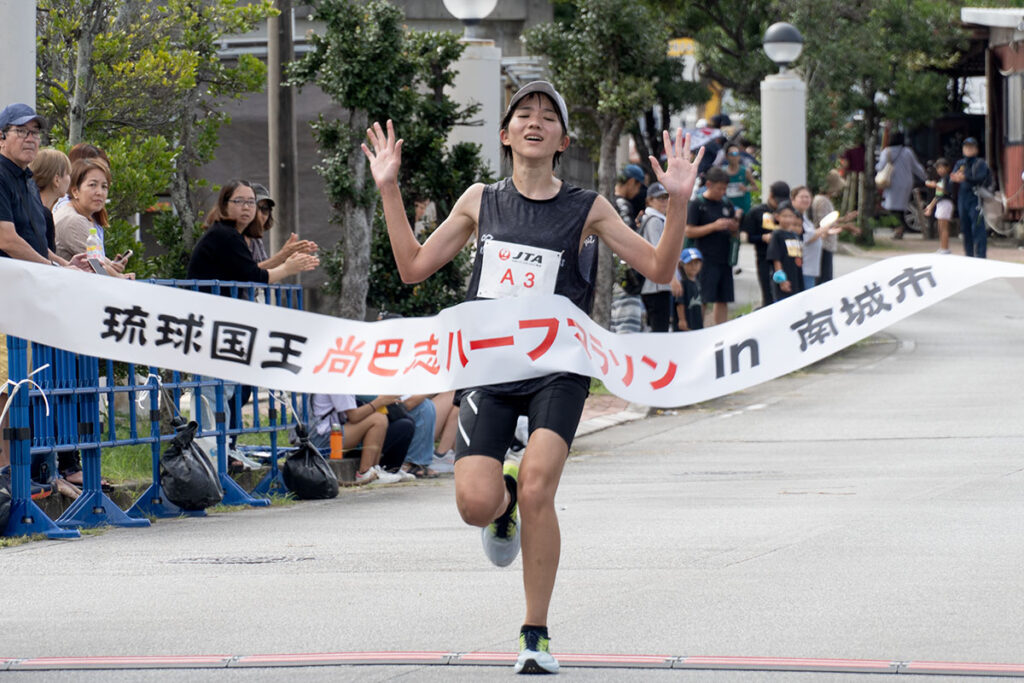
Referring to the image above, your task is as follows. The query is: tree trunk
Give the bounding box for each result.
[169,96,203,259]
[68,0,107,146]
[858,108,877,247]
[593,118,626,329]
[338,108,372,321]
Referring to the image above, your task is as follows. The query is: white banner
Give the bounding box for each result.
[2,255,1023,407]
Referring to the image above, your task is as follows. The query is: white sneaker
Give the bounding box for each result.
[372,466,404,485]
[395,466,417,482]
[355,468,378,485]
[431,450,455,473]
[936,248,951,254]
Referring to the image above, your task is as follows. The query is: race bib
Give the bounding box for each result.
[476,239,562,300]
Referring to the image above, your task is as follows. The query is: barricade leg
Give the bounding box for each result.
[213,380,268,507]
[252,397,285,497]
[128,372,205,518]
[55,355,149,529]
[3,336,79,539]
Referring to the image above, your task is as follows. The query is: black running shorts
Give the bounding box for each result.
[455,374,590,462]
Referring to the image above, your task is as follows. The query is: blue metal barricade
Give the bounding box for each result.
[2,279,308,538]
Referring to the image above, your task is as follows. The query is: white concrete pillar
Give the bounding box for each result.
[448,39,502,178]
[760,71,806,194]
[0,0,37,107]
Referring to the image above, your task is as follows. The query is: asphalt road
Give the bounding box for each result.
[2,249,1023,681]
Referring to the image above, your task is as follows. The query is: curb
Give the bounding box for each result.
[575,402,651,438]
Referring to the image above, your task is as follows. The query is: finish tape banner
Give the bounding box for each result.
[2,254,1023,407]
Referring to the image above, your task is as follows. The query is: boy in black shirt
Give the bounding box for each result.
[685,166,738,326]
[741,180,790,308]
[765,201,804,302]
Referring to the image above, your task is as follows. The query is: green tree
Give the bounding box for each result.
[36,0,272,276]
[525,0,670,328]
[289,0,489,320]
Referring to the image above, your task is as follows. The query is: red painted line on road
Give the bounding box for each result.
[233,651,448,667]
[11,655,233,670]
[679,655,897,672]
[4,651,1024,676]
[902,660,1024,675]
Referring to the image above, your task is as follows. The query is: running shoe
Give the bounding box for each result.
[481,461,520,567]
[515,627,559,675]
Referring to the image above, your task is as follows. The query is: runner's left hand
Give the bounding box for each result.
[649,128,702,198]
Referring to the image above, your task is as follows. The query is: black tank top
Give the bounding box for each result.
[467,177,599,313]
[462,177,599,397]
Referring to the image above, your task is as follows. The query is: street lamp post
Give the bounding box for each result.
[444,0,502,178]
[760,22,806,196]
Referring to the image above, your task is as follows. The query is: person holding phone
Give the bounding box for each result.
[53,157,134,278]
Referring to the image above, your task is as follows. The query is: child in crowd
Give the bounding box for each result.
[674,247,704,331]
[924,158,954,254]
[766,201,804,302]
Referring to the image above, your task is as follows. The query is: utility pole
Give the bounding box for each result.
[267,0,299,256]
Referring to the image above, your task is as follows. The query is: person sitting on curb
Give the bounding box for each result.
[309,393,404,485]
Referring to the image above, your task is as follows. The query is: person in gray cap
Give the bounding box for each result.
[363,80,703,675]
[950,137,992,258]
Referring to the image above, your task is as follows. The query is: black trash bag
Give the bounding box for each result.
[160,419,223,511]
[282,424,338,500]
[0,467,12,535]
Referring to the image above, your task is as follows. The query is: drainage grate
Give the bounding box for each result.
[168,555,315,565]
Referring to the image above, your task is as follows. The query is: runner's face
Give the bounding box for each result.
[74,168,109,217]
[227,186,257,226]
[501,94,567,161]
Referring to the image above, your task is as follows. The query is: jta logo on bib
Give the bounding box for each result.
[477,239,562,300]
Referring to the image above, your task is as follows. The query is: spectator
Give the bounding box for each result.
[430,391,458,472]
[685,166,739,326]
[741,180,789,308]
[188,180,319,283]
[28,148,70,253]
[355,395,416,481]
[225,183,319,446]
[766,201,804,302]
[188,180,319,467]
[791,185,831,291]
[248,182,318,269]
[924,158,954,254]
[309,393,404,485]
[674,247,704,332]
[722,143,756,214]
[950,138,992,259]
[875,132,925,240]
[812,171,859,284]
[610,164,645,333]
[413,198,437,238]
[398,395,440,478]
[53,158,133,278]
[638,182,673,332]
[0,103,88,475]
